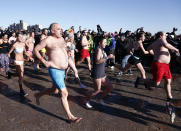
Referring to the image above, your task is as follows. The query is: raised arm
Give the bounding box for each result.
[161,39,179,53]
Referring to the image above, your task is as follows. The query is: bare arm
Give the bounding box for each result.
[161,39,179,53]
[139,42,149,54]
[0,39,3,44]
[34,38,47,63]
[81,37,90,47]
[8,44,15,57]
[147,43,154,55]
[96,48,106,64]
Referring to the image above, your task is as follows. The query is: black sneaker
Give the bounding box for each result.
[144,83,152,90]
[20,90,28,97]
[135,77,140,88]
[74,77,80,84]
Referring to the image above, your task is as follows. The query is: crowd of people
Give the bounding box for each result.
[0,23,181,124]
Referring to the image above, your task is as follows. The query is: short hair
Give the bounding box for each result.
[136,32,145,40]
[155,31,164,39]
[49,23,58,31]
[42,28,48,33]
[16,32,23,37]
[30,31,34,36]
[82,30,87,34]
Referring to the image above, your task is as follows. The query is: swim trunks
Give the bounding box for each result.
[151,62,172,82]
[81,49,90,59]
[48,68,66,89]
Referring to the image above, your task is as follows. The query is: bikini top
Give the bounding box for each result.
[14,47,24,54]
[67,43,75,51]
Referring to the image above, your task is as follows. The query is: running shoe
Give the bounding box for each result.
[144,83,152,90]
[85,101,93,109]
[125,72,133,76]
[170,110,176,123]
[20,90,28,97]
[166,101,173,115]
[117,71,123,76]
[74,77,80,84]
[134,77,140,88]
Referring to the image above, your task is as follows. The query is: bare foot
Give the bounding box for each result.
[34,93,40,105]
[69,117,82,123]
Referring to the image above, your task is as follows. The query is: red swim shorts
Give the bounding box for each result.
[81,49,90,59]
[151,62,172,82]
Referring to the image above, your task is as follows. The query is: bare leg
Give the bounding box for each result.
[34,84,58,105]
[135,63,146,79]
[60,88,82,122]
[86,57,91,71]
[65,66,70,79]
[164,79,172,99]
[69,59,79,78]
[135,62,152,89]
[86,78,102,101]
[76,58,84,66]
[16,65,24,90]
[97,77,113,100]
[121,63,132,73]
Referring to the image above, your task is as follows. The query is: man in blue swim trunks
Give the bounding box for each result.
[34,23,82,123]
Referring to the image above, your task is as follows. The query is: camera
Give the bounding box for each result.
[97,24,103,35]
[173,27,178,32]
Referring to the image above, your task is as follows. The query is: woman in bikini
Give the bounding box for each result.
[8,33,33,97]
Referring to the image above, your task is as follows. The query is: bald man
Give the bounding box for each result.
[34,23,82,123]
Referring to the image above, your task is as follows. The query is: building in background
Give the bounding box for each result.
[8,20,28,31]
[27,24,43,32]
[7,20,43,32]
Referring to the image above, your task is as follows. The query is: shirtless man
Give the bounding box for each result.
[148,32,179,100]
[76,30,91,72]
[34,23,82,123]
[147,32,179,118]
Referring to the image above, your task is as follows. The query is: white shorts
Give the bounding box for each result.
[14,60,24,65]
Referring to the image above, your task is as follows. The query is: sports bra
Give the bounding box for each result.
[14,47,24,54]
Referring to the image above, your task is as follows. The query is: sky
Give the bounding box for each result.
[0,0,181,34]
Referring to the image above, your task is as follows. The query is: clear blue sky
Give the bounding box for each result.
[0,0,181,34]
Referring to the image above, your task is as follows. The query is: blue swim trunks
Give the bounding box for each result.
[48,68,66,89]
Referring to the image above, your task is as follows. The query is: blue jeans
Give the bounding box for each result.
[120,55,132,73]
[0,53,9,73]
